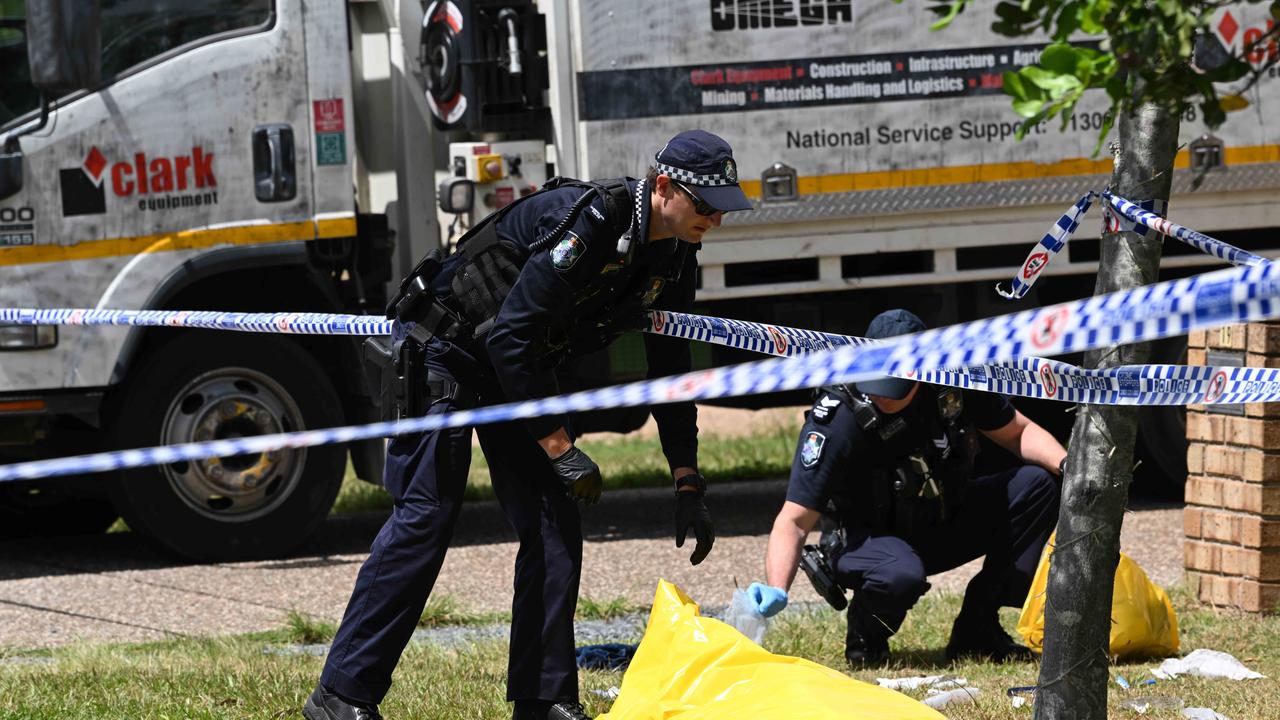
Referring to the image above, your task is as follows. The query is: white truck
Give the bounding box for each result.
[1,0,1275,557]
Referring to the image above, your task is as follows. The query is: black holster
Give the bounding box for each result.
[364,336,428,421]
[799,525,848,611]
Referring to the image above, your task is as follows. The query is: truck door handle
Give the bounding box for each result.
[252,124,296,202]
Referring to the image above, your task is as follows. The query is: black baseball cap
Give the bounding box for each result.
[853,309,927,400]
[654,130,753,213]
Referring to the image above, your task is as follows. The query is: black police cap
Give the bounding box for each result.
[853,309,927,400]
[654,130,753,213]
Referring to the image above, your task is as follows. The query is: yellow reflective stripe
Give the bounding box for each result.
[738,144,1280,199]
[316,216,358,239]
[0,216,357,267]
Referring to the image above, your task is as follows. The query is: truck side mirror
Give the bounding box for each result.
[24,0,102,94]
[438,177,475,214]
[0,147,22,200]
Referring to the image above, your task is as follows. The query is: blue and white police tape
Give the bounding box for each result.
[0,308,394,336]
[1,303,1273,408]
[998,191,1096,300]
[3,259,1280,482]
[644,310,1276,406]
[999,191,1270,300]
[1103,193,1270,268]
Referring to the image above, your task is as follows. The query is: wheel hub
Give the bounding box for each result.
[160,369,307,521]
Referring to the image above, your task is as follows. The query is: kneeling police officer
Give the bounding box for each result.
[304,131,752,720]
[748,309,1067,667]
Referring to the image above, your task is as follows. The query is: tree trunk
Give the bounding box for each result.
[1033,99,1179,719]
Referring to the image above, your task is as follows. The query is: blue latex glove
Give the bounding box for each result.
[746,582,788,617]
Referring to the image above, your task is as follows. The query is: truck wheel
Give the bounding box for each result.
[111,333,345,560]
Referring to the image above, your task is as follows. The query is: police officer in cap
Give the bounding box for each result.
[303,130,753,720]
[746,309,1066,666]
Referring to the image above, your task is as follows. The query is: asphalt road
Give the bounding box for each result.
[0,479,1184,650]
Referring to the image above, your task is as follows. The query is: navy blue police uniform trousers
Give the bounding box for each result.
[321,338,582,705]
[833,465,1059,642]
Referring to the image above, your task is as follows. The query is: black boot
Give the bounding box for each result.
[844,597,892,668]
[844,626,891,668]
[512,699,592,720]
[945,614,1035,663]
[303,684,384,720]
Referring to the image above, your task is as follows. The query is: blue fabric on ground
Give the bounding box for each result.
[575,643,637,671]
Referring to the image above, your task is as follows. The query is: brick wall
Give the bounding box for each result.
[1185,322,1280,613]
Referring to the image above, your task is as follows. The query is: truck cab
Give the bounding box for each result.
[0,0,395,558]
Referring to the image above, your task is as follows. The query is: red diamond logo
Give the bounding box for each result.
[1218,11,1239,45]
[83,146,106,184]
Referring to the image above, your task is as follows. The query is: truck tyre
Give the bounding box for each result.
[111,332,345,560]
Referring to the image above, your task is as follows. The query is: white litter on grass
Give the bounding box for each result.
[922,686,980,709]
[1012,695,1028,709]
[876,675,968,691]
[1120,696,1184,714]
[261,643,329,656]
[590,687,621,700]
[1150,649,1265,681]
[1182,708,1231,720]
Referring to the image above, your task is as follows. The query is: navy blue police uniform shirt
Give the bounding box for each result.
[440,178,699,470]
[785,384,1015,528]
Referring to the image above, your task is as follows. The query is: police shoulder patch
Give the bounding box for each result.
[811,393,841,423]
[800,431,826,468]
[550,231,586,271]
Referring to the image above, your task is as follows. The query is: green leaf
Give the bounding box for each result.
[1040,43,1082,74]
[1012,98,1047,117]
[928,1,966,31]
[1003,70,1048,109]
[1203,57,1251,83]
[992,19,1025,37]
[1079,0,1109,34]
[1104,74,1128,103]
[1201,97,1226,128]
[996,1,1036,22]
[1090,105,1117,157]
[1021,66,1085,94]
[1054,2,1081,40]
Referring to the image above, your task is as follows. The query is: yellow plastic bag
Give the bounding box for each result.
[599,580,944,720]
[1017,534,1179,659]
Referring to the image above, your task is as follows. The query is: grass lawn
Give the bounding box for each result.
[2,586,1275,719]
[331,421,802,514]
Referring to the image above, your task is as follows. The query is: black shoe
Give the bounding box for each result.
[512,700,592,720]
[844,633,891,668]
[303,684,384,720]
[945,618,1035,663]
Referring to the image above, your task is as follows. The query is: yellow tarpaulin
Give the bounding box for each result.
[1017,534,1179,659]
[599,580,944,720]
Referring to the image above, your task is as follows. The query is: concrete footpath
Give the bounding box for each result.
[0,479,1183,650]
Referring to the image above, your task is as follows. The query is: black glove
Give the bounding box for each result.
[674,475,715,565]
[550,446,602,505]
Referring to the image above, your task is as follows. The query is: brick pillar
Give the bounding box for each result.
[1184,322,1280,613]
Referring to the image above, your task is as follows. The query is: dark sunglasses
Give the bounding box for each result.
[672,180,721,216]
